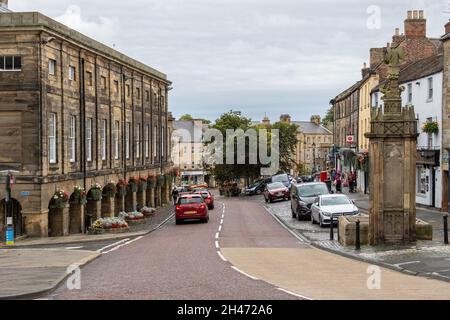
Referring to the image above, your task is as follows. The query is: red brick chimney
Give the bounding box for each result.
[404,10,426,39]
[445,21,450,34]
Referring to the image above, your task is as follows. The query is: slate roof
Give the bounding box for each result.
[372,54,443,93]
[292,121,332,135]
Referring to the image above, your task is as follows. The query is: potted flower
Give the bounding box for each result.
[117,179,128,197]
[141,206,156,217]
[139,177,148,192]
[103,183,117,198]
[422,120,439,134]
[128,177,139,193]
[89,183,103,201]
[53,189,69,209]
[72,186,87,205]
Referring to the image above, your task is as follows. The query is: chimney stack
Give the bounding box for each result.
[446,21,450,34]
[405,9,426,39]
[280,114,291,124]
[311,115,321,126]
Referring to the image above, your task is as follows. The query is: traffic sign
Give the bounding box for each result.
[6,226,14,245]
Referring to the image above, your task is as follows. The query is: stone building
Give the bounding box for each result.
[259,115,332,175]
[372,54,443,209]
[331,9,441,185]
[440,22,450,212]
[172,119,206,186]
[0,9,174,239]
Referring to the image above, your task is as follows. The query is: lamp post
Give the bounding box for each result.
[312,142,316,175]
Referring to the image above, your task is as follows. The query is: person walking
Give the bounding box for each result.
[334,172,342,194]
[171,187,179,206]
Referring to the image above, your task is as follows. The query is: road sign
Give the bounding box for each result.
[346,135,355,144]
[20,191,30,197]
[6,217,12,225]
[6,226,14,245]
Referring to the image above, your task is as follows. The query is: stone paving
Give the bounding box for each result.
[248,192,450,282]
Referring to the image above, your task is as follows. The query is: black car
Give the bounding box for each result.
[290,182,330,220]
[244,180,265,196]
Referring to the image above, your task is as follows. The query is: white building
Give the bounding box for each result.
[372,54,443,208]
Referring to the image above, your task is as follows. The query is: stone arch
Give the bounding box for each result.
[101,183,116,218]
[48,196,69,237]
[68,193,85,235]
[0,198,24,240]
[115,182,126,216]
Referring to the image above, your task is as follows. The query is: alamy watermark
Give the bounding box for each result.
[172,128,280,176]
[367,265,382,290]
[367,5,382,30]
[66,264,81,290]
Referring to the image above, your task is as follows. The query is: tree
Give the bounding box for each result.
[322,107,334,126]
[270,121,299,173]
[179,114,193,121]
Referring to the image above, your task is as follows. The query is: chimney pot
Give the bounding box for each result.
[407,10,413,19]
[413,10,419,19]
[419,10,424,19]
[446,21,450,34]
[395,28,400,36]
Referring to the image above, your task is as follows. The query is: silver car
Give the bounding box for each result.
[311,194,359,228]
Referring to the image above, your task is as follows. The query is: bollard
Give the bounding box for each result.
[330,215,334,241]
[445,214,449,245]
[355,220,361,251]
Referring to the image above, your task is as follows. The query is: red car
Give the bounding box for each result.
[264,182,290,203]
[175,194,209,225]
[194,191,215,210]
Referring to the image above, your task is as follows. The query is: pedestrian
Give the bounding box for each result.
[334,172,342,194]
[171,187,179,206]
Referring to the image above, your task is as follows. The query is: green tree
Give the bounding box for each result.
[270,121,299,173]
[179,114,193,121]
[322,107,334,126]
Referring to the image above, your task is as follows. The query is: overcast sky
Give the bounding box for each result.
[9,0,450,122]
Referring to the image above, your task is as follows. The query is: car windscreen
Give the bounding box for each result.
[178,197,203,204]
[297,184,329,198]
[267,182,285,190]
[272,174,289,183]
[321,197,351,206]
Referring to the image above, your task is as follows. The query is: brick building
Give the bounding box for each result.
[0,8,174,239]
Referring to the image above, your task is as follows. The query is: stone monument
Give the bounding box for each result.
[365,42,419,245]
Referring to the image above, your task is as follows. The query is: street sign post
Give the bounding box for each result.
[6,225,14,245]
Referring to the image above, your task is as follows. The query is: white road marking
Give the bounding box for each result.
[231,266,259,281]
[102,236,143,254]
[217,250,227,262]
[96,238,130,253]
[220,219,224,225]
[215,241,220,249]
[218,225,222,232]
[393,261,421,268]
[215,232,219,240]
[221,214,225,219]
[277,288,314,300]
[65,246,83,250]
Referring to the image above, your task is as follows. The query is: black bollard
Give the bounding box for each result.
[444,214,449,245]
[330,215,334,241]
[355,220,361,251]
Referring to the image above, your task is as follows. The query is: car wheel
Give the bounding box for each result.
[176,219,182,225]
[265,197,268,203]
[256,190,262,195]
[297,212,303,221]
[319,216,324,228]
[311,214,317,225]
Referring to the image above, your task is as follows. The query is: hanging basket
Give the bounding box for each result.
[128,177,139,193]
[139,178,148,192]
[89,185,103,201]
[72,187,87,205]
[422,121,439,134]
[52,190,69,209]
[103,183,117,198]
[147,176,156,189]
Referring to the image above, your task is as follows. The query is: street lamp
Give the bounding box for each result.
[312,142,316,174]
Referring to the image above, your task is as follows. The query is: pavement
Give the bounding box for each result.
[259,189,450,284]
[0,249,100,300]
[0,204,174,299]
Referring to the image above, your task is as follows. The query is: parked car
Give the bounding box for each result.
[175,194,209,225]
[194,190,215,210]
[291,182,330,220]
[244,180,265,196]
[264,182,290,203]
[311,194,359,228]
[266,173,292,189]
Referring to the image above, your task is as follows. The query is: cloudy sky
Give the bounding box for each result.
[9,0,450,122]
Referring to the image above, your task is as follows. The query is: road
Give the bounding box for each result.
[42,197,302,300]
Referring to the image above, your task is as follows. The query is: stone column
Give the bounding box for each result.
[49,206,70,237]
[87,200,102,221]
[366,64,418,245]
[137,190,146,210]
[23,209,49,238]
[115,195,125,215]
[156,186,162,207]
[147,187,155,208]
[126,192,137,212]
[69,203,85,234]
[101,197,115,218]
